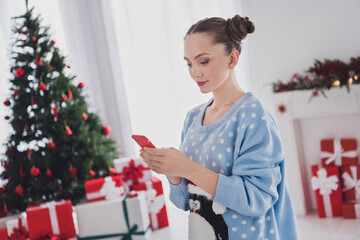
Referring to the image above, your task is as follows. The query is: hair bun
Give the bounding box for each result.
[226,14,255,44]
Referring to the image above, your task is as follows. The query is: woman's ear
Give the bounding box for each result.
[228,49,239,70]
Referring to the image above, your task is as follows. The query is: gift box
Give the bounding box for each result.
[114,158,152,187]
[0,214,21,230]
[132,177,169,230]
[75,192,151,240]
[342,165,360,201]
[85,175,125,202]
[26,200,76,240]
[320,138,358,166]
[311,165,343,218]
[6,217,28,240]
[342,201,360,218]
[0,228,7,240]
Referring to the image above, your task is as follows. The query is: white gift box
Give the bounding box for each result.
[6,216,28,238]
[75,192,151,240]
[0,214,21,229]
[113,157,152,187]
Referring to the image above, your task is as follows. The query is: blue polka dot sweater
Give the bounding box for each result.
[169,92,298,240]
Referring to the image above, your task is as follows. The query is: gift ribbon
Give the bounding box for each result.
[40,201,60,235]
[321,139,358,165]
[120,159,150,185]
[142,181,165,229]
[78,195,150,240]
[86,177,124,201]
[10,218,29,240]
[342,166,360,200]
[311,168,339,217]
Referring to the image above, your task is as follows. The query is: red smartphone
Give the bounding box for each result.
[132,135,156,149]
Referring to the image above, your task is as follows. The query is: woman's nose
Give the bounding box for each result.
[191,67,203,78]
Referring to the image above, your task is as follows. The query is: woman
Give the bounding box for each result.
[140,14,298,240]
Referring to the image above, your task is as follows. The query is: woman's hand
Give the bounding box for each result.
[139,147,192,178]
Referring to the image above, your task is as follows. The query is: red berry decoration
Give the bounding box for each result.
[89,170,95,178]
[13,90,19,96]
[15,185,23,195]
[68,90,73,100]
[278,104,286,114]
[82,113,88,120]
[109,168,117,176]
[27,149,32,157]
[78,82,85,88]
[32,36,36,42]
[51,40,56,45]
[65,126,73,135]
[52,105,58,120]
[19,169,26,178]
[68,167,77,178]
[101,125,111,136]
[39,83,47,91]
[46,169,52,177]
[20,30,26,34]
[30,167,40,176]
[47,141,55,149]
[3,99,10,106]
[15,68,24,77]
[24,125,29,130]
[49,66,54,72]
[4,116,9,120]
[61,94,67,102]
[67,65,71,69]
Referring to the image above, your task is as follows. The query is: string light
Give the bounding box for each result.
[332,80,340,86]
[348,77,353,85]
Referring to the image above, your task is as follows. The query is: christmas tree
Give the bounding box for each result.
[1,7,117,212]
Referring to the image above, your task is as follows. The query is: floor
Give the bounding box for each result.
[152,206,360,240]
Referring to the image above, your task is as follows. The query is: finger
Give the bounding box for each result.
[143,147,164,156]
[141,151,164,163]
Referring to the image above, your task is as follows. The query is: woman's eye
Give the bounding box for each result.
[200,60,209,65]
[186,63,192,68]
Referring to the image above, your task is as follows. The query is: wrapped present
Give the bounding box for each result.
[132,177,169,230]
[85,175,125,202]
[320,138,358,166]
[0,214,20,229]
[311,165,343,218]
[76,192,151,240]
[114,158,152,187]
[0,228,7,240]
[342,165,360,201]
[7,217,28,240]
[26,200,76,240]
[342,201,360,218]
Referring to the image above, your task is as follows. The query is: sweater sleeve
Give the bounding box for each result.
[213,118,282,216]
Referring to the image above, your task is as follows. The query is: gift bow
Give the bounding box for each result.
[99,176,124,200]
[342,166,360,200]
[121,159,149,185]
[34,233,67,240]
[321,139,357,165]
[146,188,165,214]
[10,218,29,240]
[311,168,339,194]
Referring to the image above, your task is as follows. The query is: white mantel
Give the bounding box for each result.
[270,84,360,215]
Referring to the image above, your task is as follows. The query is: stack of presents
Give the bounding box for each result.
[311,138,360,218]
[0,157,169,239]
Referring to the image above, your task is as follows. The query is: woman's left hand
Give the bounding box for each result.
[140,147,192,178]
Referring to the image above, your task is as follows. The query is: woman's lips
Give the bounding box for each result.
[197,81,208,86]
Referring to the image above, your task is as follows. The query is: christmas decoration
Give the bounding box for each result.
[7,218,29,240]
[342,201,360,219]
[341,166,360,201]
[114,158,152,187]
[320,138,358,167]
[101,125,111,136]
[272,57,360,98]
[77,82,85,88]
[277,104,286,114]
[0,7,117,212]
[84,175,125,202]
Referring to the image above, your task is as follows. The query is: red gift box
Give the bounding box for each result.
[0,228,8,240]
[26,200,75,240]
[320,138,358,166]
[132,177,169,230]
[311,165,343,218]
[342,201,360,218]
[342,165,360,201]
[85,175,125,202]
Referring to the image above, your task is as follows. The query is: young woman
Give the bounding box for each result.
[140,14,298,240]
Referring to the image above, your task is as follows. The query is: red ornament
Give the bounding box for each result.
[27,149,32,157]
[32,36,36,42]
[39,83,47,91]
[13,90,19,96]
[46,169,52,177]
[77,82,85,88]
[67,65,71,69]
[82,113,88,120]
[52,105,58,120]
[4,116,10,120]
[65,126,72,135]
[61,94,67,102]
[30,167,40,176]
[49,66,54,72]
[278,104,286,114]
[68,90,73,100]
[109,168,117,176]
[68,167,77,178]
[51,40,56,45]
[24,125,29,131]
[47,141,55,149]
[0,186,5,193]
[89,170,95,178]
[101,125,111,136]
[15,185,23,195]
[15,68,24,77]
[3,99,10,106]
[20,30,26,34]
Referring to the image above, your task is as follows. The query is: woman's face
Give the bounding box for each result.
[184,33,231,94]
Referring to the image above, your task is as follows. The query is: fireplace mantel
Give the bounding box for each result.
[270,85,360,215]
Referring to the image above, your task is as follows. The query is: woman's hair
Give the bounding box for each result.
[186,14,255,55]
